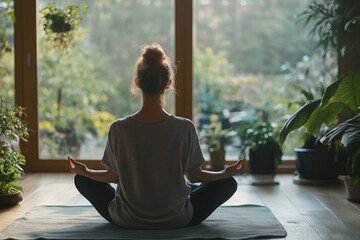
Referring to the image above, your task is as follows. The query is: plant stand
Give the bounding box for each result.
[293,174,342,185]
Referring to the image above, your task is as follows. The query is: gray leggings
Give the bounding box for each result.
[74,175,237,227]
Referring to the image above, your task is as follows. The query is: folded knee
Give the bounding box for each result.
[226,177,238,195]
[74,174,89,190]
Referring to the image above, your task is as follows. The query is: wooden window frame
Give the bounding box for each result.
[15,0,294,173]
[15,0,193,172]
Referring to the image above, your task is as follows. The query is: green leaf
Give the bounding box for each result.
[321,73,360,111]
[305,102,352,136]
[7,181,23,192]
[279,99,320,146]
[352,176,360,186]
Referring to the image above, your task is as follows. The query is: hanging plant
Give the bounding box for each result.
[40,3,87,51]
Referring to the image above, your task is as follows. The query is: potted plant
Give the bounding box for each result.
[202,122,236,171]
[321,113,360,202]
[281,55,348,180]
[0,100,29,206]
[280,73,360,179]
[240,121,282,175]
[40,3,87,51]
[278,0,360,181]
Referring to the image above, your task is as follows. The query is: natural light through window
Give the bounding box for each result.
[193,0,320,159]
[0,0,14,105]
[37,0,175,160]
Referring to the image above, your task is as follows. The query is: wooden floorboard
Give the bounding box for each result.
[1,173,360,240]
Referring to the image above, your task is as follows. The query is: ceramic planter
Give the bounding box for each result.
[0,190,23,206]
[344,178,360,202]
[249,149,276,175]
[295,148,347,180]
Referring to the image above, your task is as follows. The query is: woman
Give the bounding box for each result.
[68,43,243,229]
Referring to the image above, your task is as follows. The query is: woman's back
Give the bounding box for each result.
[101,115,205,228]
[69,43,240,230]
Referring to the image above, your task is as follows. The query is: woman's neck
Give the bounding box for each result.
[131,94,170,121]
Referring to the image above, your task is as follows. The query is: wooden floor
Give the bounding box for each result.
[1,173,360,240]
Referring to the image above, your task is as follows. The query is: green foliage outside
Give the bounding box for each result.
[1,0,331,159]
[0,0,14,104]
[38,29,116,158]
[37,0,175,158]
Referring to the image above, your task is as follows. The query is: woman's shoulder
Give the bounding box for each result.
[170,116,196,129]
[109,117,132,130]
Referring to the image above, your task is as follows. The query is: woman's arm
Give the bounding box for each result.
[68,156,119,183]
[185,159,244,183]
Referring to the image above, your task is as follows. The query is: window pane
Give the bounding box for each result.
[0,0,15,105]
[38,0,175,159]
[193,0,322,159]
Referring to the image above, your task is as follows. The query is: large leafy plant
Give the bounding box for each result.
[279,73,360,146]
[0,100,28,194]
[280,0,360,146]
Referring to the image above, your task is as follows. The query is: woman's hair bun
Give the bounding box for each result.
[142,44,166,66]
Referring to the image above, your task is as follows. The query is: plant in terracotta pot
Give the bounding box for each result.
[321,113,360,202]
[202,122,236,171]
[0,100,29,206]
[240,121,282,175]
[40,3,87,51]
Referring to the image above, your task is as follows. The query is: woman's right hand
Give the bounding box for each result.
[224,158,244,177]
[68,156,88,176]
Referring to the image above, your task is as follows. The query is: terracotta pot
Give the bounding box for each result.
[209,149,226,171]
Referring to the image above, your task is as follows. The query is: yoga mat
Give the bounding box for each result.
[1,205,287,240]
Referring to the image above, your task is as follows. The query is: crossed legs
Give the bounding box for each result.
[74,175,237,227]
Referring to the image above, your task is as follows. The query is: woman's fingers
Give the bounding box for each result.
[236,158,244,171]
[67,156,76,170]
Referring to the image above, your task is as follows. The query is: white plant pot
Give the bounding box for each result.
[344,178,360,202]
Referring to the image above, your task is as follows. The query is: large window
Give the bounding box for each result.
[14,0,329,171]
[193,0,319,158]
[37,0,175,160]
